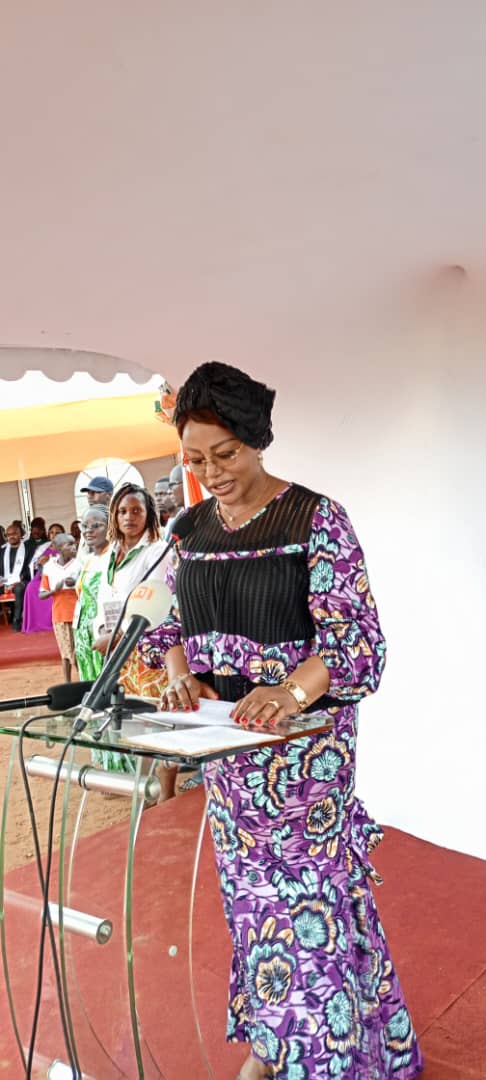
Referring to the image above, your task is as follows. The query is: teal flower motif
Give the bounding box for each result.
[325,989,353,1038]
[309,559,335,594]
[226,1009,238,1039]
[312,527,339,555]
[246,751,288,818]
[383,1005,414,1071]
[317,497,331,518]
[336,917,347,952]
[247,939,296,1008]
[293,908,329,950]
[343,621,361,646]
[249,1020,280,1063]
[212,638,239,675]
[322,876,338,905]
[287,743,306,780]
[361,947,386,1000]
[301,867,320,895]
[271,866,318,905]
[309,747,344,782]
[386,1007,411,1043]
[220,869,235,902]
[285,1039,309,1080]
[207,802,239,860]
[304,788,344,846]
[248,644,291,684]
[271,868,294,902]
[270,823,292,857]
[329,1052,351,1077]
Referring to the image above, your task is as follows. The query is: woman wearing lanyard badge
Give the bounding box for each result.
[92,483,167,771]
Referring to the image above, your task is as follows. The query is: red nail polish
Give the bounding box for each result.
[254,717,262,726]
[193,703,200,710]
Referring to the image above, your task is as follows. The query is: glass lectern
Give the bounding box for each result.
[0,707,334,1079]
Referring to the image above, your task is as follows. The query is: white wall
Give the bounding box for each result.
[263,298,486,859]
[0,482,21,529]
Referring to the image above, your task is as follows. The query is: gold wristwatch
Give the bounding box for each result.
[281,679,308,712]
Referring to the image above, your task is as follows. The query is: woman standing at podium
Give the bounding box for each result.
[143,363,423,1080]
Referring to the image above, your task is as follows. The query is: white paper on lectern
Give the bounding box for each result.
[137,698,239,728]
[126,724,281,755]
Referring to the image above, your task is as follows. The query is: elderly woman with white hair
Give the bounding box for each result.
[73,504,110,681]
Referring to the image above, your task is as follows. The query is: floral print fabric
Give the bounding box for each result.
[140,497,386,707]
[204,706,423,1077]
[141,491,423,1076]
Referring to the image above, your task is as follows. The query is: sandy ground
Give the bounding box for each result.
[0,663,134,873]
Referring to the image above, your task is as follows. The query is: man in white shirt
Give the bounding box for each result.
[0,522,36,630]
[164,464,186,540]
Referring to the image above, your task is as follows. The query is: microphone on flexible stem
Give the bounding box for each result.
[102,508,195,666]
[72,577,174,733]
[0,682,94,714]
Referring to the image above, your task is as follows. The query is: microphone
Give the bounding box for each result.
[74,577,173,729]
[102,508,195,665]
[0,681,94,714]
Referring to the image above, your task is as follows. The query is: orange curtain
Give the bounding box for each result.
[185,468,204,505]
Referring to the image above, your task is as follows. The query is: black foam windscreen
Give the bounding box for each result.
[47,681,93,711]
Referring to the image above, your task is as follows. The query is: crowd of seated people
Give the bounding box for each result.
[0,471,182,786]
[1,473,179,635]
[0,468,178,660]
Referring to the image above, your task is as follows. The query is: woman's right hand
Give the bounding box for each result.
[91,632,121,656]
[160,673,218,712]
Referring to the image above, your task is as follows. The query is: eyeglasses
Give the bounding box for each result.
[183,443,244,474]
[80,522,106,532]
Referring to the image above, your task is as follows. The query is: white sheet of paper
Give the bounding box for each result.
[125,723,281,755]
[137,698,238,728]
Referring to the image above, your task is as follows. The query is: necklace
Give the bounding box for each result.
[216,480,290,529]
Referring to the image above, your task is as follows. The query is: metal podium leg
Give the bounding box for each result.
[188,787,214,1080]
[59,746,122,1078]
[0,738,26,1073]
[124,755,163,1079]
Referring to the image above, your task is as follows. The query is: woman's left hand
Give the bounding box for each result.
[230,685,299,728]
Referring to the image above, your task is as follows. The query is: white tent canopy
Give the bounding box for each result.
[0,348,157,384]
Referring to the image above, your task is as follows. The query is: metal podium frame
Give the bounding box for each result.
[0,707,334,1079]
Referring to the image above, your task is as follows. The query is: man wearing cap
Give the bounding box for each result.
[164,464,185,539]
[80,476,114,506]
[78,477,114,563]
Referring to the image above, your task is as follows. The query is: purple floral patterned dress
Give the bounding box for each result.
[140,484,423,1078]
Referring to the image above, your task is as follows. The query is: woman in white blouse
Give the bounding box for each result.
[91,483,169,772]
[93,482,167,653]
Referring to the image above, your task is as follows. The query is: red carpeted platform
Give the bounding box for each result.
[0,623,59,667]
[0,786,485,1077]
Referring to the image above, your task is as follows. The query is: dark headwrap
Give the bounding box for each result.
[173,362,276,450]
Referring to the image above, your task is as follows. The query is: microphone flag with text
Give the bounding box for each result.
[77,577,173,719]
[101,507,195,666]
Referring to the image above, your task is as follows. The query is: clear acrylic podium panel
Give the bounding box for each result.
[0,707,334,1079]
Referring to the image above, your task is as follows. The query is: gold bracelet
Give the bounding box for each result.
[281,679,308,712]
